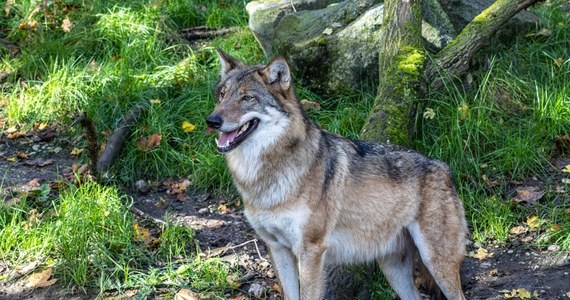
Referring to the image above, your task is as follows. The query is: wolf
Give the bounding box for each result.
[206,49,467,300]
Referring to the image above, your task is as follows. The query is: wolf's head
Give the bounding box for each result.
[207,49,301,154]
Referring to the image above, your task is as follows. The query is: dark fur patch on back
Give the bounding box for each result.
[321,132,338,195]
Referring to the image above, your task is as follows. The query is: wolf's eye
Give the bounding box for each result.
[242,95,255,102]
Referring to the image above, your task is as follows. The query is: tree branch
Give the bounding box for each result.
[427,0,543,89]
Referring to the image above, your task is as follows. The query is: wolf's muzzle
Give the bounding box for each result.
[206,114,223,130]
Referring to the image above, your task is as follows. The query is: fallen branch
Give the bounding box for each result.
[427,0,544,89]
[97,105,146,174]
[179,26,237,41]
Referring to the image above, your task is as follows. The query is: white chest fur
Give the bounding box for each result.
[244,205,311,253]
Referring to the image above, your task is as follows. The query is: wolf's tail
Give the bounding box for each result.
[414,252,444,300]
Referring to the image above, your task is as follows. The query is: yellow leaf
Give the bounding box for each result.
[182,121,197,132]
[70,147,83,156]
[562,164,570,174]
[218,203,227,213]
[517,288,532,299]
[26,268,58,288]
[423,107,435,119]
[38,123,47,130]
[133,222,153,245]
[526,215,543,229]
[467,247,493,260]
[6,156,17,162]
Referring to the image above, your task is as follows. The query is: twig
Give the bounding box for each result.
[207,239,260,258]
[130,206,167,226]
[179,26,237,41]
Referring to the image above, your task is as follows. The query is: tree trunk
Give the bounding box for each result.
[360,0,425,145]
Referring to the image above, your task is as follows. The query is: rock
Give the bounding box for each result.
[555,255,569,267]
[247,0,456,94]
[248,283,265,298]
[547,244,561,252]
[135,179,149,194]
[246,0,538,95]
[438,0,539,33]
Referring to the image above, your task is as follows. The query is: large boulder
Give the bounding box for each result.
[246,0,538,94]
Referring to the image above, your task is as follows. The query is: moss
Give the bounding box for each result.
[395,46,425,77]
[315,37,328,46]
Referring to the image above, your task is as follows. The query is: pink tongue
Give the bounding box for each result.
[218,129,239,145]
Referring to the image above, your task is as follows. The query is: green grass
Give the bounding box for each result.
[1,0,570,297]
[0,181,234,297]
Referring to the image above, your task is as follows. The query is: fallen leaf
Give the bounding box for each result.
[526,215,545,230]
[6,156,17,162]
[26,268,57,288]
[7,130,26,139]
[501,288,532,299]
[16,151,29,159]
[272,283,282,293]
[549,223,561,232]
[178,179,191,191]
[136,133,162,152]
[133,222,153,245]
[467,247,493,260]
[24,158,55,167]
[6,126,17,133]
[563,164,570,174]
[563,178,570,184]
[182,121,197,132]
[512,186,545,205]
[174,288,200,300]
[565,291,570,298]
[510,225,526,235]
[218,203,228,214]
[70,147,83,156]
[423,108,435,119]
[18,20,38,30]
[61,18,72,32]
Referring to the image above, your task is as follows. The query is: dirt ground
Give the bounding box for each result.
[1,131,569,299]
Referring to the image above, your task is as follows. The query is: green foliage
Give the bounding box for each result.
[418,1,570,246]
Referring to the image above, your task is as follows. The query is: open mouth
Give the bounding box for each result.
[215,118,259,153]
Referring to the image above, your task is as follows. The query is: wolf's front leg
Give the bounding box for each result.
[268,243,300,300]
[298,243,326,300]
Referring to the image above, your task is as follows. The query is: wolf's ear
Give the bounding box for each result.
[260,57,291,90]
[217,48,242,79]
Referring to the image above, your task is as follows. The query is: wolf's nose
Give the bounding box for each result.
[206,114,223,129]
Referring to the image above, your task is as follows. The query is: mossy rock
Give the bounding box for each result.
[247,0,455,94]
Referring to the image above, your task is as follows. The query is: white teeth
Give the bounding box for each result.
[237,121,249,136]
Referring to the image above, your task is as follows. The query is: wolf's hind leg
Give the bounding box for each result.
[408,221,465,300]
[377,244,420,300]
